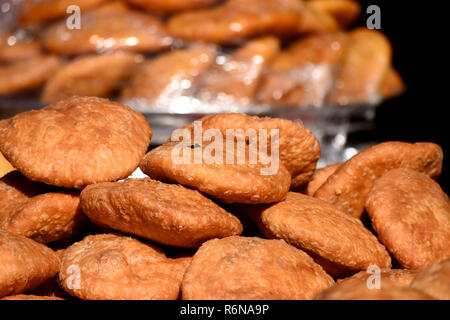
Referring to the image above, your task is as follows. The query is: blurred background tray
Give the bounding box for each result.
[0,96,379,166]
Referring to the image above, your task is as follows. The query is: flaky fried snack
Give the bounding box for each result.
[410,259,450,300]
[196,37,280,106]
[59,234,191,300]
[379,67,405,99]
[305,163,341,196]
[182,236,334,299]
[0,171,87,243]
[297,2,339,34]
[121,45,216,105]
[0,230,60,298]
[258,32,348,107]
[42,52,141,103]
[20,0,109,25]
[337,269,418,287]
[80,178,242,248]
[0,153,14,178]
[167,0,303,44]
[43,7,172,54]
[0,96,152,189]
[125,0,220,13]
[326,28,392,105]
[307,0,361,28]
[0,55,61,96]
[176,113,320,190]
[315,278,434,300]
[249,192,391,277]
[0,33,41,63]
[258,30,402,107]
[365,169,450,269]
[140,140,291,204]
[314,142,443,218]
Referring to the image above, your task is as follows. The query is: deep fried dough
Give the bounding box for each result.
[167,0,303,44]
[0,32,41,62]
[307,0,361,28]
[0,96,152,189]
[196,37,280,106]
[59,234,190,300]
[0,41,40,62]
[250,192,391,277]
[42,53,141,103]
[258,32,347,106]
[326,28,392,105]
[140,140,291,204]
[410,259,450,300]
[297,3,339,34]
[379,67,405,99]
[120,46,216,105]
[80,178,242,248]
[0,55,61,96]
[0,230,60,298]
[125,0,219,13]
[0,171,48,214]
[316,278,434,300]
[259,30,402,106]
[181,236,334,299]
[305,163,341,196]
[0,172,86,243]
[269,32,348,71]
[177,113,320,189]
[31,248,69,299]
[42,7,172,54]
[314,142,443,218]
[337,269,418,287]
[365,169,450,269]
[89,0,131,13]
[20,0,109,25]
[0,153,14,178]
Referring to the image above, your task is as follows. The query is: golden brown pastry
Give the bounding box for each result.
[366,169,450,269]
[258,32,348,106]
[41,52,141,103]
[42,6,172,54]
[0,153,14,178]
[314,142,443,218]
[0,96,152,189]
[0,230,60,298]
[182,236,334,300]
[20,0,110,25]
[326,28,392,105]
[297,2,339,34]
[125,0,220,13]
[167,0,303,44]
[80,178,242,248]
[59,234,191,300]
[0,32,41,62]
[0,55,61,96]
[379,67,405,99]
[121,45,216,106]
[196,37,280,106]
[307,0,361,28]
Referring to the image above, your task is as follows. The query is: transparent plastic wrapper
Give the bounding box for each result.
[0,0,403,165]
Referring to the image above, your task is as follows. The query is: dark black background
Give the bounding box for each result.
[350,1,449,192]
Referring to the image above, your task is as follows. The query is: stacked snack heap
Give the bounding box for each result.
[0,96,448,300]
[0,0,403,109]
